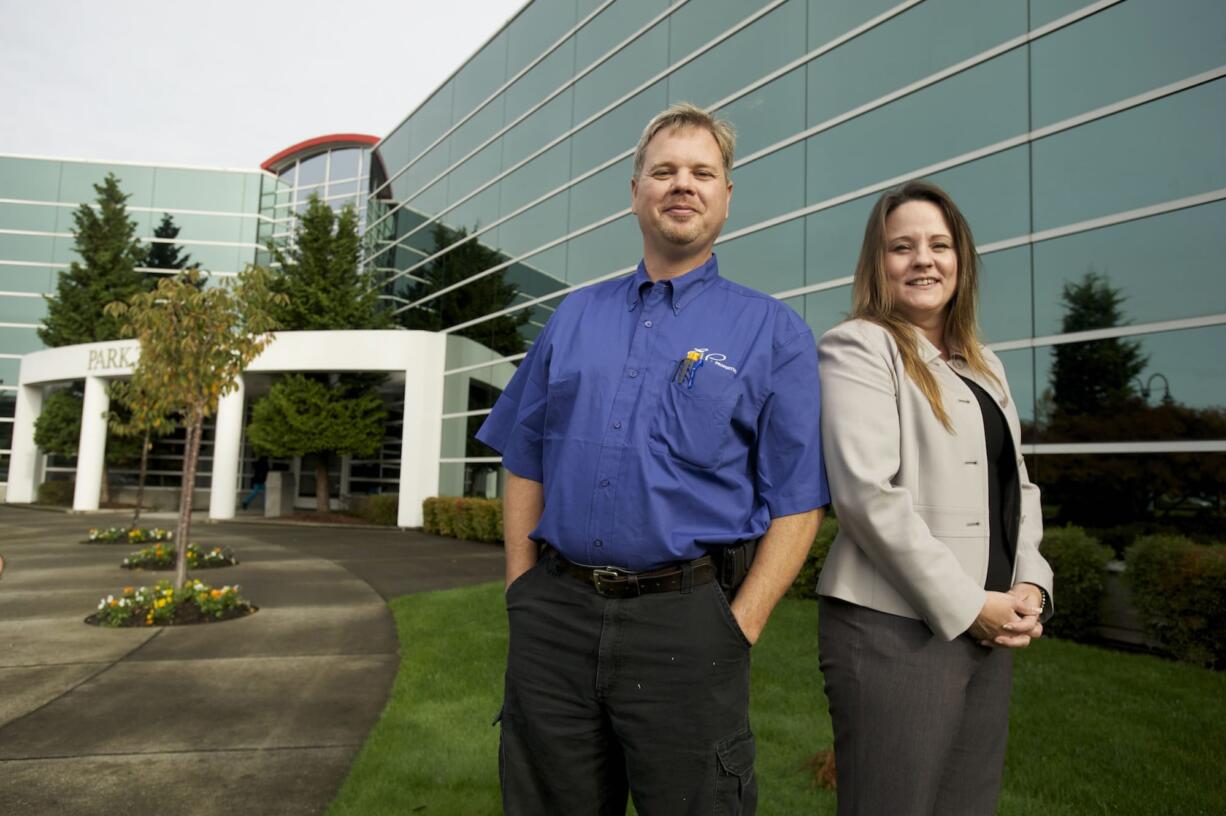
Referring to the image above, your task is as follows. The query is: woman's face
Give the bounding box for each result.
[883,200,959,329]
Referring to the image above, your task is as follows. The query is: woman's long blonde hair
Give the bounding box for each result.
[850,180,1001,430]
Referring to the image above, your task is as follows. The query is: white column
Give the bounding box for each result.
[208,375,245,520]
[72,376,110,512]
[5,385,44,503]
[398,333,446,527]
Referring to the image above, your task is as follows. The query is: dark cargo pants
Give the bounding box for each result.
[498,553,757,816]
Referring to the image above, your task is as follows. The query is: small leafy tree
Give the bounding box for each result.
[40,173,148,347]
[247,375,387,513]
[108,373,177,527]
[106,266,282,586]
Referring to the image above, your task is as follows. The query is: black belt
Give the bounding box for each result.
[552,552,717,598]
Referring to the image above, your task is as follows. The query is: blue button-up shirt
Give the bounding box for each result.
[476,254,829,571]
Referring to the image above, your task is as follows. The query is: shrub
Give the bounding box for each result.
[37,479,74,506]
[422,497,503,544]
[350,494,399,526]
[1042,525,1113,641]
[1126,535,1226,668]
[85,527,173,544]
[788,517,840,599]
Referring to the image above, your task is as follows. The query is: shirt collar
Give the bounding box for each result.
[625,253,721,312]
[913,325,968,364]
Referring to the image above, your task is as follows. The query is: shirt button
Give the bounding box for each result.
[643,320,653,328]
[612,421,622,429]
[593,539,604,548]
[627,369,638,378]
[599,479,610,487]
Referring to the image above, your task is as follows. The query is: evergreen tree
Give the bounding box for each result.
[39,174,148,347]
[1049,270,1147,418]
[399,223,530,357]
[32,390,83,459]
[145,213,193,271]
[247,375,387,513]
[270,196,388,330]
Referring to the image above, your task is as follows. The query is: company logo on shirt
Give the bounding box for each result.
[690,347,737,374]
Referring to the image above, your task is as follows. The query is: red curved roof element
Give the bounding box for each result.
[261,133,380,172]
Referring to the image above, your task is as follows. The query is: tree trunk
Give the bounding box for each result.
[174,416,203,588]
[315,455,330,514]
[131,430,150,528]
[100,462,110,506]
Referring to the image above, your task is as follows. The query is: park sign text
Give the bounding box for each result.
[87,345,139,372]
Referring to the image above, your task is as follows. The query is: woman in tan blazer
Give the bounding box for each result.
[817,180,1053,815]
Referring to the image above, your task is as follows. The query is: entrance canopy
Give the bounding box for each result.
[6,330,446,527]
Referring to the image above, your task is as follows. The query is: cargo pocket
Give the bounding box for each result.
[714,729,757,816]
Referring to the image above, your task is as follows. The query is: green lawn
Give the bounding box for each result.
[328,583,1226,815]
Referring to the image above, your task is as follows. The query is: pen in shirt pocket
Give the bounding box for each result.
[674,350,704,389]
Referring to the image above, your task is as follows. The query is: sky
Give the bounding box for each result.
[0,0,526,170]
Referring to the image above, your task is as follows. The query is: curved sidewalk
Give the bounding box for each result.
[0,506,502,815]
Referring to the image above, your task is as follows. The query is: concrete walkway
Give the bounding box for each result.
[0,506,503,815]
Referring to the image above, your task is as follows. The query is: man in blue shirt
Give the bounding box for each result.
[477,103,829,815]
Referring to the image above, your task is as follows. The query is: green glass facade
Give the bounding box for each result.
[4,0,1223,530]
[368,0,1226,529]
[0,155,272,483]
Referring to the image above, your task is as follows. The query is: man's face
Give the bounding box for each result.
[631,126,732,258]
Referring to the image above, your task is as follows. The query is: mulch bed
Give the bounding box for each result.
[84,604,258,628]
[120,559,237,571]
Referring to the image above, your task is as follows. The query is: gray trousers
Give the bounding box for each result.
[499,553,757,816]
[818,596,1013,816]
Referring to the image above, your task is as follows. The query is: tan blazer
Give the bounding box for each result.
[817,319,1053,641]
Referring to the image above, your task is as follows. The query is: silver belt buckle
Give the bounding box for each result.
[591,567,625,596]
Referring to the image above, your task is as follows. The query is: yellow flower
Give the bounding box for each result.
[210,589,222,599]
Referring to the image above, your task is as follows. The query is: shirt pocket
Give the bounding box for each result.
[649,365,741,469]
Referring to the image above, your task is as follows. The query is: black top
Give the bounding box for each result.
[959,376,1015,592]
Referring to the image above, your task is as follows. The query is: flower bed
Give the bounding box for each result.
[121,542,238,571]
[86,580,256,627]
[83,527,173,545]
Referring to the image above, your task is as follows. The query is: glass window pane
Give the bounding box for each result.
[505,0,577,79]
[576,0,663,74]
[806,0,1026,129]
[564,213,638,284]
[1031,78,1226,231]
[0,157,62,201]
[1034,324,1226,442]
[979,246,1033,346]
[806,0,897,49]
[718,68,805,158]
[809,50,1028,206]
[328,149,361,181]
[296,154,327,188]
[501,143,572,219]
[668,0,805,108]
[570,81,667,175]
[723,143,804,235]
[504,39,575,125]
[803,285,852,340]
[502,89,573,174]
[0,295,46,324]
[1033,201,1226,337]
[452,29,509,116]
[572,20,667,125]
[716,220,805,297]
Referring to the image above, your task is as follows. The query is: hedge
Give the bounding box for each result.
[422,497,503,545]
[37,479,75,506]
[787,517,840,599]
[349,494,399,526]
[1126,534,1226,668]
[1042,525,1113,641]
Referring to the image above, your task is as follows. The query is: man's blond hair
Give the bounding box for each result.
[632,102,736,179]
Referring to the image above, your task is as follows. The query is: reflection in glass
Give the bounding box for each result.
[397,223,531,357]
